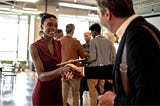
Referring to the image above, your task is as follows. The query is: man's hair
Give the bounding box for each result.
[89,23,101,33]
[96,0,135,17]
[41,13,57,25]
[66,23,75,34]
[57,29,63,33]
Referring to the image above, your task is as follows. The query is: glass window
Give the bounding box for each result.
[58,14,99,44]
[58,15,90,44]
[0,14,29,61]
[18,16,29,61]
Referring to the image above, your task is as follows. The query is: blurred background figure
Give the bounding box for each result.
[60,23,88,106]
[55,29,64,40]
[87,23,113,106]
[82,31,91,54]
[79,31,91,106]
[103,30,116,64]
[103,31,116,44]
[103,30,117,92]
[81,31,91,67]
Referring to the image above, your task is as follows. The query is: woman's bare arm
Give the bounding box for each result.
[30,44,70,81]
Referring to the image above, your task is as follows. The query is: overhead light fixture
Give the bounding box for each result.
[0,5,12,11]
[13,0,39,3]
[0,11,22,15]
[23,7,38,11]
[151,8,154,14]
[59,2,97,10]
[0,7,11,11]
[56,6,59,12]
[12,8,41,14]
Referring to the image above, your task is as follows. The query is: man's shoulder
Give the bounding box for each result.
[95,35,105,40]
[61,36,82,45]
[72,38,81,44]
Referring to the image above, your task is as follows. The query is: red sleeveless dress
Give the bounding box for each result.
[31,38,62,106]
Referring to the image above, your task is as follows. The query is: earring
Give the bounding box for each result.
[39,30,44,37]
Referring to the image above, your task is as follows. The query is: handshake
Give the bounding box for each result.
[57,59,85,79]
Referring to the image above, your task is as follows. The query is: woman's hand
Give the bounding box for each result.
[63,64,84,79]
[61,66,71,73]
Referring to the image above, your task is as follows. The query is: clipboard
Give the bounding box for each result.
[56,58,85,66]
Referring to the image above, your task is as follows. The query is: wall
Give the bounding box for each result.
[145,16,160,30]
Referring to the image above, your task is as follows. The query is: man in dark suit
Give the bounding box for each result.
[65,0,160,105]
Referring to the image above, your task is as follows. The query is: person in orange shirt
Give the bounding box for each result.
[60,23,88,106]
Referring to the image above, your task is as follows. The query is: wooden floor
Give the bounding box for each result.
[0,69,90,106]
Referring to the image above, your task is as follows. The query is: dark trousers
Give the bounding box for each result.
[79,77,88,106]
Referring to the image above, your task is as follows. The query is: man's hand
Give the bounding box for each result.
[63,64,83,79]
[65,64,83,75]
[98,91,116,106]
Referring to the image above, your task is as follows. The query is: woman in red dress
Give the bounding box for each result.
[30,13,69,106]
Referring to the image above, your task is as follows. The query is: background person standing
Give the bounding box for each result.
[79,31,91,106]
[60,23,88,106]
[87,23,113,106]
[54,29,64,41]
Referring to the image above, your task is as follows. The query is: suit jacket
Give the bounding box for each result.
[87,35,113,66]
[60,36,88,66]
[82,42,90,53]
[84,16,160,105]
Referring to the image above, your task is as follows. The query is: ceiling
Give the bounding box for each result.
[0,0,160,16]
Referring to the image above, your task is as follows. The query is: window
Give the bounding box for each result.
[0,14,29,61]
[58,15,98,44]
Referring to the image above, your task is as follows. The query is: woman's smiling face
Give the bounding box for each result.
[42,17,58,38]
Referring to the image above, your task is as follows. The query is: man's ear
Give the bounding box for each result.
[104,8,111,20]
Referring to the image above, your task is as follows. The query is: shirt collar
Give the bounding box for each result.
[116,14,139,43]
[95,35,101,38]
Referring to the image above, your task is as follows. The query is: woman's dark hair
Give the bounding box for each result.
[40,13,57,25]
[57,29,63,33]
[96,0,135,17]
